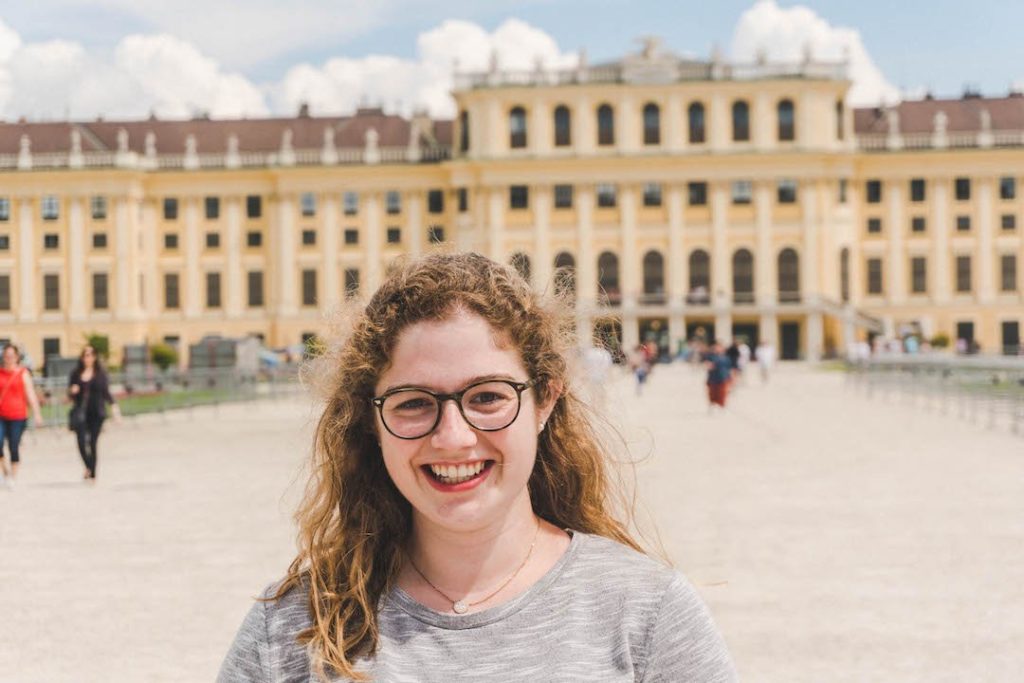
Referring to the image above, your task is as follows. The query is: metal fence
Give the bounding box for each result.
[30,366,306,428]
[845,355,1024,436]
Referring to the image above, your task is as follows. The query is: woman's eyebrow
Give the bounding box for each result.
[379,373,519,395]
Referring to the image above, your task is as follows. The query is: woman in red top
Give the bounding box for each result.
[0,344,44,486]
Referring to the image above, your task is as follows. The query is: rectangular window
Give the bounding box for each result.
[246,231,262,248]
[999,177,1017,200]
[343,191,358,216]
[910,257,927,294]
[385,191,401,215]
[554,184,573,209]
[911,216,926,233]
[92,273,108,310]
[1001,214,1016,231]
[44,233,59,249]
[42,195,59,221]
[163,197,178,220]
[956,255,972,293]
[247,271,264,307]
[205,232,220,249]
[0,198,9,221]
[910,179,926,202]
[164,273,180,309]
[386,227,401,243]
[44,274,61,310]
[777,180,798,204]
[956,215,971,232]
[642,183,662,208]
[204,196,220,220]
[206,272,221,308]
[688,182,708,206]
[428,225,445,243]
[344,268,360,299]
[838,179,848,204]
[301,269,317,306]
[866,258,883,295]
[164,233,179,249]
[246,195,262,218]
[510,185,529,210]
[955,178,971,201]
[427,189,444,214]
[867,218,882,234]
[596,183,617,208]
[344,228,358,245]
[1001,254,1017,292]
[865,180,882,204]
[1003,321,1021,356]
[91,196,107,220]
[0,275,9,311]
[458,188,468,213]
[300,192,316,217]
[302,229,317,246]
[89,232,107,249]
[42,338,60,363]
[731,181,752,205]
[0,235,9,250]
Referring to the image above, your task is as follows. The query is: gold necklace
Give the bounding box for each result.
[407,519,541,615]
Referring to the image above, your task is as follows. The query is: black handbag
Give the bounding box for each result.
[68,383,88,431]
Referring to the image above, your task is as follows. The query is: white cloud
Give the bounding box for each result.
[274,18,580,118]
[730,0,900,106]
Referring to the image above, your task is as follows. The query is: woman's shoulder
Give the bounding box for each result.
[569,532,679,591]
[256,577,314,635]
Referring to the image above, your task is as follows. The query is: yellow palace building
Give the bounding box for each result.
[1,40,1022,366]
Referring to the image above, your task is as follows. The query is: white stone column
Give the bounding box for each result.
[531,100,549,156]
[667,185,686,345]
[932,179,951,302]
[183,197,201,318]
[887,181,906,304]
[754,92,771,152]
[68,196,86,320]
[618,96,635,154]
[275,195,297,315]
[711,183,729,306]
[575,95,593,155]
[806,311,824,361]
[533,185,552,291]
[116,195,143,319]
[488,187,505,261]
[977,178,994,303]
[802,181,820,303]
[755,182,775,305]
[321,195,340,307]
[365,193,383,292]
[225,197,243,316]
[710,93,727,152]
[17,198,36,321]
[666,95,683,153]
[485,99,500,157]
[576,186,596,343]
[406,192,423,258]
[621,185,638,306]
[140,200,159,317]
[760,311,778,347]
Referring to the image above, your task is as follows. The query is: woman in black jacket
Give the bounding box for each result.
[68,345,120,480]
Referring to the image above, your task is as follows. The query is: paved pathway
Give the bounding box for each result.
[1,365,1021,682]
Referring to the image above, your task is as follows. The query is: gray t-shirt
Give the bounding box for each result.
[218,532,737,682]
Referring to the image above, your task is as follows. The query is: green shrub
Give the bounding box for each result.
[930,333,950,349]
[150,343,178,371]
[84,333,110,360]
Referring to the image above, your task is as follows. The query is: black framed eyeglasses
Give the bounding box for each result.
[372,378,536,440]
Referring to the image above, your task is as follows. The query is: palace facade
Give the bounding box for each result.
[1,41,1022,366]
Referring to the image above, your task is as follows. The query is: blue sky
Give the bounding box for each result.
[0,0,1019,120]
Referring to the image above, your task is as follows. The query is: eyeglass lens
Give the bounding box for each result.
[380,381,523,438]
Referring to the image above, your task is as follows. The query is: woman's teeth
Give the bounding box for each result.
[429,461,486,484]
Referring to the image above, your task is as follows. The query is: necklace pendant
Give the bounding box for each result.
[452,600,469,614]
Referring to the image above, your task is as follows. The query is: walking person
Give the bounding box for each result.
[756,341,775,384]
[627,343,651,396]
[219,252,736,682]
[67,345,120,481]
[706,340,733,412]
[0,344,45,487]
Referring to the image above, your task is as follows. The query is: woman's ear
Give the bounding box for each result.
[537,379,563,426]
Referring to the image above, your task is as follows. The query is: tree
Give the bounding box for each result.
[150,343,178,371]
[84,333,110,360]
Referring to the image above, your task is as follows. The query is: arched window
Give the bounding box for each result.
[597,251,620,305]
[778,248,800,303]
[459,110,469,153]
[687,249,710,304]
[688,102,705,143]
[840,247,850,302]
[642,250,665,303]
[836,99,845,141]
[732,100,750,142]
[510,252,531,283]
[553,105,571,147]
[643,102,660,145]
[554,251,576,301]
[597,104,615,146]
[777,99,795,141]
[509,106,527,149]
[732,249,755,304]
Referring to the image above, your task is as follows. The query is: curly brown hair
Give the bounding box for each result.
[277,251,643,680]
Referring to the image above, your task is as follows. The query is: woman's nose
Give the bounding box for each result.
[430,400,477,450]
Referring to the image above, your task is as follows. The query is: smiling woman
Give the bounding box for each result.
[218,252,736,682]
